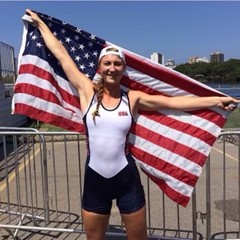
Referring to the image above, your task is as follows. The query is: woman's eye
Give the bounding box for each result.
[103,61,123,67]
[115,62,122,67]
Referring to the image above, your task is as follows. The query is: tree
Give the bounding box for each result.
[175,59,240,83]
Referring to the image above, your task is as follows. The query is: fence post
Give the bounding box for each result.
[206,156,211,239]
[40,134,50,224]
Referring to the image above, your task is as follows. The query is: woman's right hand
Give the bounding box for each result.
[26,9,42,27]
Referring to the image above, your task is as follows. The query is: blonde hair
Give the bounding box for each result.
[92,79,104,123]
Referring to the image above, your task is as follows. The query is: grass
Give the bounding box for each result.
[26,121,67,132]
[224,108,240,129]
[38,123,67,132]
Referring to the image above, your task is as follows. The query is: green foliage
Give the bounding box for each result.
[224,108,240,129]
[27,121,66,132]
[175,59,240,83]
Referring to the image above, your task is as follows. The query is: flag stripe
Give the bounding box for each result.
[135,155,195,196]
[122,68,188,97]
[19,54,78,97]
[131,114,216,156]
[130,123,208,167]
[120,69,227,126]
[19,59,80,107]
[124,50,226,97]
[129,133,202,178]
[14,103,85,132]
[121,76,226,131]
[141,167,191,207]
[13,93,83,123]
[14,83,81,115]
[131,147,200,187]
[137,110,220,142]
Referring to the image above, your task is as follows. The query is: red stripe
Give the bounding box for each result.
[188,109,226,127]
[14,83,80,113]
[18,64,80,107]
[125,52,225,98]
[121,75,226,126]
[15,83,66,108]
[142,168,190,207]
[14,103,85,133]
[130,123,207,167]
[121,75,165,95]
[137,110,218,145]
[130,144,198,187]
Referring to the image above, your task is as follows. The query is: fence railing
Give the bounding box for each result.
[0,127,239,240]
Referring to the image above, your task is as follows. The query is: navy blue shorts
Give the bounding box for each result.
[82,154,145,214]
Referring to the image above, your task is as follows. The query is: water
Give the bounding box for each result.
[206,83,240,97]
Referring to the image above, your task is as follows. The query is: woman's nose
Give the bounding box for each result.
[108,63,116,71]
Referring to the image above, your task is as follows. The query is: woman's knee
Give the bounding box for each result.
[82,209,110,240]
[121,206,147,240]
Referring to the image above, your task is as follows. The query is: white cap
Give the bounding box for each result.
[98,46,126,63]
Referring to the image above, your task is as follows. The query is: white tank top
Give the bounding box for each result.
[83,91,132,178]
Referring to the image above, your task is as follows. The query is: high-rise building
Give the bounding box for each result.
[151,52,164,65]
[210,52,224,63]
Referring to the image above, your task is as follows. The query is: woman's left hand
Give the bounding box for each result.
[218,97,240,111]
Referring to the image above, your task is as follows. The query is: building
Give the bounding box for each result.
[165,59,176,69]
[210,52,224,63]
[150,52,164,65]
[189,56,209,64]
[196,57,209,63]
[188,56,198,64]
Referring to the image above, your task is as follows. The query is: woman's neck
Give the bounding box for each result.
[103,85,121,99]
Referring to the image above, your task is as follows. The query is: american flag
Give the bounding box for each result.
[13,10,230,207]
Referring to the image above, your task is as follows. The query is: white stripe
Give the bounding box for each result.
[123,82,224,138]
[158,109,222,138]
[126,67,189,97]
[129,133,202,177]
[19,55,79,97]
[134,113,213,156]
[18,15,29,72]
[125,67,229,118]
[13,93,83,123]
[122,81,223,139]
[136,159,194,198]
[105,41,186,96]
[121,86,225,141]
[15,74,81,116]
[107,40,229,97]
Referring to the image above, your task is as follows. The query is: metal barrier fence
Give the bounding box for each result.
[0,127,239,240]
[0,41,16,86]
[0,42,28,129]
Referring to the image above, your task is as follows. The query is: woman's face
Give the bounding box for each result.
[98,55,126,84]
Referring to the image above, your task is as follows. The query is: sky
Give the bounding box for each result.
[0,1,240,65]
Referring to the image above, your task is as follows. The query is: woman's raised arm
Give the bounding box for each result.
[130,90,240,113]
[26,9,94,107]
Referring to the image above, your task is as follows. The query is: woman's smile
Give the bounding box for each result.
[98,55,126,83]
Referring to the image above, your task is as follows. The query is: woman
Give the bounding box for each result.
[26,9,239,240]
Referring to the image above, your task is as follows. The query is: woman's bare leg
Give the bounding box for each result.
[121,205,147,240]
[82,209,110,240]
